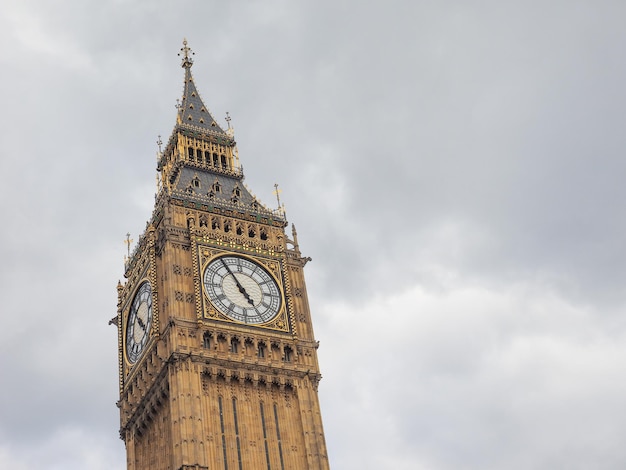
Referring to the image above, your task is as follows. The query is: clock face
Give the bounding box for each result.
[126,281,153,363]
[203,255,282,324]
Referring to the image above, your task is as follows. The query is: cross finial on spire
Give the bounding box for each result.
[179,38,194,69]
[157,135,163,153]
[225,112,232,129]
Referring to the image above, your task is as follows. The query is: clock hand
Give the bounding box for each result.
[136,316,147,332]
[220,258,255,306]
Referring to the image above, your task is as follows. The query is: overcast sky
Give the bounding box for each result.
[1,1,626,469]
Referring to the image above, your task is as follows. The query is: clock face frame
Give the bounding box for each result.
[203,255,282,325]
[126,281,153,363]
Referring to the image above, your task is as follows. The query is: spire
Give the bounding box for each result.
[176,39,228,136]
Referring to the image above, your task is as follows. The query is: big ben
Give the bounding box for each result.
[113,40,330,470]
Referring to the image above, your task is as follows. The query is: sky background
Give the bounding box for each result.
[1,1,626,469]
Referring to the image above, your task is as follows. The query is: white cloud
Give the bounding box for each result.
[317,282,626,469]
[2,2,92,71]
[0,427,124,470]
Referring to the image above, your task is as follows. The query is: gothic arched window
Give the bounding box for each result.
[203,332,212,349]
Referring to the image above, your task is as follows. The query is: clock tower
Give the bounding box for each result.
[113,41,330,470]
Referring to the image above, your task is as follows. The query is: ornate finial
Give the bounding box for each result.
[273,183,286,218]
[178,38,194,68]
[124,232,133,264]
[157,135,163,153]
[273,183,282,209]
[225,112,235,137]
[292,223,299,250]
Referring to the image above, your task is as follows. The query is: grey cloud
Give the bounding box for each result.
[1,1,626,469]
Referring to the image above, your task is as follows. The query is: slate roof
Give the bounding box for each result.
[172,167,280,220]
[177,63,228,136]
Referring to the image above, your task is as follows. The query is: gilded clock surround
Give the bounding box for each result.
[196,247,290,331]
[113,40,329,470]
[125,280,154,363]
[116,225,160,387]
